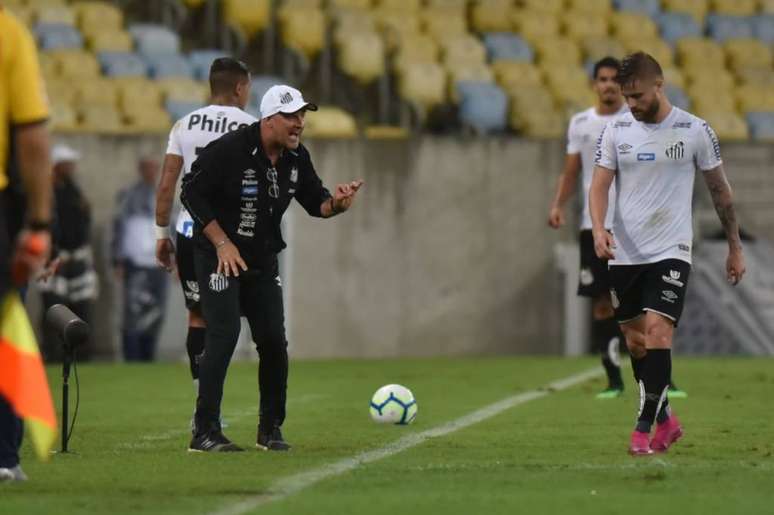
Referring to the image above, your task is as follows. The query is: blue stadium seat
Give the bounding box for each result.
[129,24,181,56]
[98,52,148,77]
[35,23,83,50]
[482,33,533,63]
[188,49,230,81]
[665,84,690,111]
[456,81,508,134]
[706,15,754,42]
[250,75,285,106]
[614,0,660,17]
[144,53,193,79]
[656,12,702,43]
[166,100,203,121]
[746,112,774,141]
[752,14,774,44]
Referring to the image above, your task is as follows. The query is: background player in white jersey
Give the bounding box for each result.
[548,57,628,399]
[154,58,257,402]
[590,52,746,456]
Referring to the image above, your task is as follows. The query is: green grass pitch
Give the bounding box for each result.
[1,357,773,514]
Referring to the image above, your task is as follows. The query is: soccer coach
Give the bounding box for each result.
[181,85,363,452]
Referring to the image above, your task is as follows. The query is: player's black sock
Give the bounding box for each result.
[593,317,624,389]
[636,349,671,433]
[630,353,645,384]
[186,327,206,380]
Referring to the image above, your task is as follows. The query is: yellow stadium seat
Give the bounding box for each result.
[332,9,376,47]
[566,0,612,14]
[440,35,487,67]
[511,10,560,43]
[690,92,736,113]
[398,62,447,108]
[471,0,513,33]
[763,0,774,13]
[709,0,756,15]
[50,102,78,132]
[676,37,725,70]
[377,0,420,10]
[124,106,172,133]
[157,78,208,103]
[73,1,123,33]
[734,67,774,86]
[223,0,270,37]
[87,30,133,52]
[662,67,686,89]
[338,31,385,84]
[6,5,34,26]
[513,108,565,138]
[534,38,583,65]
[611,12,658,39]
[448,63,495,100]
[78,104,125,133]
[515,0,564,14]
[38,53,59,81]
[580,36,625,62]
[49,50,100,79]
[510,86,555,113]
[279,0,322,8]
[492,61,543,92]
[329,0,373,8]
[303,107,358,138]
[426,0,468,8]
[34,5,76,25]
[73,78,118,108]
[683,68,735,91]
[116,78,163,114]
[421,10,468,40]
[392,34,439,74]
[363,125,409,139]
[561,11,609,41]
[620,37,674,67]
[662,0,708,25]
[46,80,77,105]
[26,0,68,6]
[543,65,589,88]
[736,84,774,113]
[724,39,772,71]
[374,9,421,50]
[280,8,326,58]
[554,87,597,118]
[696,111,749,141]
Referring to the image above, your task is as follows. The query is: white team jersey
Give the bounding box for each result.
[566,105,627,230]
[595,106,722,266]
[166,104,258,237]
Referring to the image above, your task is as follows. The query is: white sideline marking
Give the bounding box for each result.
[209,367,603,515]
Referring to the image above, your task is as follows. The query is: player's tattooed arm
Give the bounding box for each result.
[703,165,742,251]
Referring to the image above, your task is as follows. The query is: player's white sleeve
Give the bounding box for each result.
[696,121,723,171]
[594,121,617,170]
[166,120,183,156]
[566,116,581,155]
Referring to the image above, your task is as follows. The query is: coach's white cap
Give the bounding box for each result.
[260,85,318,119]
[51,144,80,165]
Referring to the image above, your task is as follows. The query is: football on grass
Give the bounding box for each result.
[369,384,417,425]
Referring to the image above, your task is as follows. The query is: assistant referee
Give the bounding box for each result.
[182,85,363,452]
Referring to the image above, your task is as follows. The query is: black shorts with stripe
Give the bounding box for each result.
[577,230,611,298]
[608,258,691,326]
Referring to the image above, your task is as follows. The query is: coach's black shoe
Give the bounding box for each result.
[188,431,244,452]
[256,426,291,451]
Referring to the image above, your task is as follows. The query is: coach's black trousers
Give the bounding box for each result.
[193,249,288,435]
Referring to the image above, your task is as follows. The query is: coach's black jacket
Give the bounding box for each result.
[181,122,331,267]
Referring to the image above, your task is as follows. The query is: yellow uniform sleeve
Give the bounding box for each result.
[7,14,49,124]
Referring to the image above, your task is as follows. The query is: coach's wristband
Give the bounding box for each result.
[154,224,171,240]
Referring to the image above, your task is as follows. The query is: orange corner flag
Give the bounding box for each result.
[0,291,57,460]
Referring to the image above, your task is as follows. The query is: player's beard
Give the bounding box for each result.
[633,98,660,122]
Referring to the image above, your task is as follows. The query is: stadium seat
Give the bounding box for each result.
[483,33,533,63]
[87,30,133,53]
[676,37,725,70]
[422,10,468,40]
[49,101,78,131]
[456,82,508,134]
[656,12,702,43]
[116,79,163,114]
[516,0,564,15]
[73,1,123,33]
[511,10,560,44]
[73,78,118,107]
[373,8,421,50]
[332,10,376,48]
[698,111,749,141]
[144,53,194,79]
[426,0,468,8]
[492,61,543,92]
[620,37,674,66]
[763,0,774,13]
[78,104,125,133]
[337,31,385,84]
[724,39,772,73]
[166,100,203,122]
[303,107,357,138]
[665,84,691,110]
[534,38,582,65]
[34,5,76,26]
[662,66,686,89]
[46,79,77,105]
[279,8,326,58]
[393,34,439,74]
[662,0,708,25]
[49,49,100,78]
[746,112,774,141]
[580,36,625,62]
[706,15,754,42]
[6,5,33,26]
[611,12,659,39]
[188,50,229,81]
[561,11,610,41]
[709,0,757,16]
[157,77,209,103]
[398,62,447,109]
[378,0,420,10]
[448,63,495,99]
[440,35,487,67]
[98,52,148,77]
[471,0,514,33]
[684,67,735,91]
[690,92,736,114]
[223,0,270,37]
[752,15,774,44]
[614,0,661,17]
[363,125,409,139]
[124,106,172,133]
[513,108,564,138]
[329,0,372,8]
[129,24,181,56]
[554,87,597,117]
[735,84,774,114]
[734,67,774,87]
[250,76,287,106]
[35,24,83,50]
[566,0,612,15]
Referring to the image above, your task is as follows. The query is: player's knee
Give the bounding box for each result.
[645,323,673,348]
[188,308,206,328]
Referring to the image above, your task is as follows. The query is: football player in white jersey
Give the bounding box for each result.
[548,57,629,399]
[590,52,746,456]
[154,58,257,406]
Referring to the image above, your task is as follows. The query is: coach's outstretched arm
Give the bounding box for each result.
[589,165,616,260]
[321,180,364,218]
[703,165,746,285]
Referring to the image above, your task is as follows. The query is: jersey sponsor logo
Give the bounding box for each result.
[244,168,257,178]
[594,125,606,164]
[661,290,678,303]
[185,280,200,293]
[665,141,685,160]
[243,179,258,186]
[614,121,632,128]
[617,143,632,154]
[672,122,692,129]
[678,243,690,253]
[702,122,721,161]
[242,186,258,195]
[637,153,655,161]
[209,273,228,292]
[183,221,194,238]
[662,270,684,288]
[188,113,249,134]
